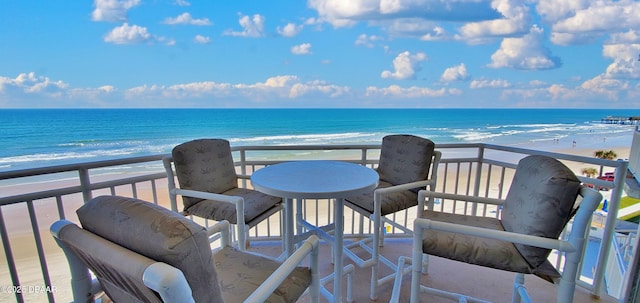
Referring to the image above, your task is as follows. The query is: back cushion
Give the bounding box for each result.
[377,135,435,189]
[77,195,224,302]
[172,139,238,209]
[501,155,581,268]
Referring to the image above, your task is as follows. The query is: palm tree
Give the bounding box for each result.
[581,167,598,178]
[594,150,617,176]
[594,150,617,160]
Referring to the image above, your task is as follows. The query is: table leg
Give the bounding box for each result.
[334,198,344,303]
[285,197,294,257]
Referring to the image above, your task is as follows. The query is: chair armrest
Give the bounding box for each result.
[375,179,435,196]
[143,263,195,303]
[243,235,320,303]
[418,189,505,206]
[51,220,97,303]
[206,220,231,247]
[414,217,576,252]
[172,188,244,206]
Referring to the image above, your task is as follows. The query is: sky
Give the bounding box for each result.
[1,0,640,109]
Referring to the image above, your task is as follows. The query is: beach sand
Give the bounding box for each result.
[0,142,632,302]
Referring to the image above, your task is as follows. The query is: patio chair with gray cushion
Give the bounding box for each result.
[163,138,283,250]
[390,155,602,303]
[343,134,441,300]
[51,195,319,303]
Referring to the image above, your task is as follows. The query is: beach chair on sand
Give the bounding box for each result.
[390,155,602,303]
[51,195,320,303]
[343,134,441,300]
[163,138,283,250]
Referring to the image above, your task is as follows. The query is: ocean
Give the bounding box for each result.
[1,108,638,172]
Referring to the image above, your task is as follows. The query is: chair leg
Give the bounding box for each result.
[237,224,247,251]
[410,241,423,303]
[370,212,382,300]
[511,273,525,303]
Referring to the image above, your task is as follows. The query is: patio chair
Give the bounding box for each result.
[390,155,603,303]
[343,134,440,300]
[51,195,319,303]
[163,138,282,250]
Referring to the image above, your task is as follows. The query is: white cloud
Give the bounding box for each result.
[420,26,447,41]
[470,78,511,89]
[194,35,211,44]
[609,30,640,44]
[291,43,312,55]
[124,75,349,102]
[381,51,427,80]
[0,72,68,94]
[308,0,501,28]
[365,85,459,98]
[355,34,383,48]
[277,23,303,37]
[163,13,212,26]
[601,43,640,79]
[104,23,152,44]
[223,14,265,38]
[536,0,589,23]
[456,0,531,43]
[174,0,190,6]
[441,63,470,82]
[382,18,445,40]
[91,0,140,22]
[488,25,561,70]
[547,1,640,45]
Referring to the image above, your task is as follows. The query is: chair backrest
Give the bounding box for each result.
[501,155,582,269]
[377,134,436,190]
[76,195,224,302]
[55,221,165,303]
[172,139,239,209]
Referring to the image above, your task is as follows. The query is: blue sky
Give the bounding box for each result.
[1,0,639,108]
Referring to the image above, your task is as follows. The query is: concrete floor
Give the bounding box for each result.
[249,238,619,303]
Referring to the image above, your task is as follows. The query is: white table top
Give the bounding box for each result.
[251,160,379,199]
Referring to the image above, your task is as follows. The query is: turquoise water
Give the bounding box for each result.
[1,108,638,172]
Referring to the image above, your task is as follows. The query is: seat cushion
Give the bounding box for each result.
[501,155,581,269]
[184,187,282,224]
[214,246,311,303]
[376,134,435,191]
[421,210,538,275]
[344,180,418,216]
[77,195,224,302]
[172,139,239,209]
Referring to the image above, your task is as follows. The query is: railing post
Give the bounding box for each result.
[621,224,640,302]
[239,148,248,188]
[79,167,92,203]
[593,159,628,298]
[471,145,485,215]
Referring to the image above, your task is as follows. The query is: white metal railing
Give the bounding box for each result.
[0,143,630,302]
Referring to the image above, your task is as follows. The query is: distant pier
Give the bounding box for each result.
[601,116,640,125]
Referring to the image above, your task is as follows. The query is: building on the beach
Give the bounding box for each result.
[601,116,640,125]
[627,126,640,198]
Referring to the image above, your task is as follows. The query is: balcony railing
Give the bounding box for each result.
[0,143,630,302]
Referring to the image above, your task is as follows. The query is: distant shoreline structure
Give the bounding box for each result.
[601,116,640,125]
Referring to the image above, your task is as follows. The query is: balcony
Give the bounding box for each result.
[0,143,630,302]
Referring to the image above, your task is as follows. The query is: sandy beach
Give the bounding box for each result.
[0,139,633,302]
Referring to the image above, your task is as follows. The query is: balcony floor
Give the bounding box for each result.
[249,238,618,303]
